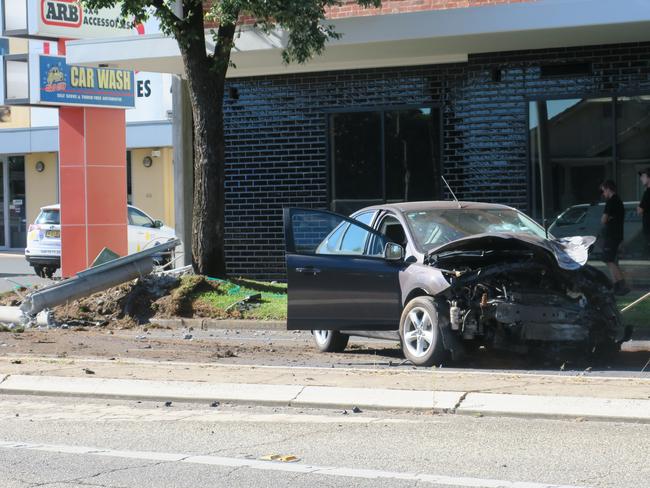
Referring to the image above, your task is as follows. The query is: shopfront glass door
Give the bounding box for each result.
[8,156,26,248]
[530,97,650,272]
[0,156,26,249]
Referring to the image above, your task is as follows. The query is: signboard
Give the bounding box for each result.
[2,53,134,108]
[38,55,134,107]
[1,0,145,39]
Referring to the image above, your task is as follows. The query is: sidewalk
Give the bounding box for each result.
[1,357,649,422]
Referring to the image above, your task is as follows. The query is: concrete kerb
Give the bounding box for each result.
[1,374,650,422]
[456,392,650,422]
[149,318,286,330]
[0,375,303,407]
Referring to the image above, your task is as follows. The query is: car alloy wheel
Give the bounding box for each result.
[311,329,350,353]
[403,306,435,358]
[313,329,331,345]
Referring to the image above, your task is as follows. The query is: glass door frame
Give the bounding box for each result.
[0,154,26,250]
[0,157,8,249]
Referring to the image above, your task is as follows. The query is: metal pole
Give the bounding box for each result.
[172,76,193,266]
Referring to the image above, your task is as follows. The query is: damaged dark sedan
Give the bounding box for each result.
[283,202,632,366]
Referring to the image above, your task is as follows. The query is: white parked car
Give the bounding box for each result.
[25,204,177,278]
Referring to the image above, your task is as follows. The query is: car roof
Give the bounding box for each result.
[357,200,516,214]
[41,204,137,211]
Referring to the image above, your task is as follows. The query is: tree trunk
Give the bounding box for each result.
[178,40,228,278]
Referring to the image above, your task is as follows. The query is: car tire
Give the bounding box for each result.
[43,267,55,279]
[33,265,44,278]
[399,296,446,367]
[312,330,350,353]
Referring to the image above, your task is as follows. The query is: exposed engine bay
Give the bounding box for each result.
[426,238,630,355]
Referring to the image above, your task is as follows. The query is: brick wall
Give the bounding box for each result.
[223,42,650,279]
[326,0,535,19]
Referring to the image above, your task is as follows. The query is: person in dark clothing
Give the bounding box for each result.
[600,180,630,295]
[638,168,650,257]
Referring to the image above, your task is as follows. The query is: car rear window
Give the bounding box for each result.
[36,209,60,225]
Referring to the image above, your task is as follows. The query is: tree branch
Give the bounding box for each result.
[149,0,183,35]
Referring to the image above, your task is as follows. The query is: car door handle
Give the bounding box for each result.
[295,267,321,275]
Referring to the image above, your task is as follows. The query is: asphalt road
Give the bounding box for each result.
[0,394,648,488]
[0,252,57,293]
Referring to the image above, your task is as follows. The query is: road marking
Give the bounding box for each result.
[0,440,587,488]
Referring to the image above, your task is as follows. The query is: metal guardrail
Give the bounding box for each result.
[0,239,181,326]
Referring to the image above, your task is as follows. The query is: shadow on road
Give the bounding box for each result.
[343,344,650,373]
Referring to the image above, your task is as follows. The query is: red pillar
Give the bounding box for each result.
[58,107,128,277]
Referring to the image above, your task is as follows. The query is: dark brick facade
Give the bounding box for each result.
[223,41,650,279]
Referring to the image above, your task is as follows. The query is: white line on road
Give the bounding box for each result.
[0,440,587,488]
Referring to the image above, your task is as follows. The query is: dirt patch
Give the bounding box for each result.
[155,275,221,318]
[49,275,236,328]
[0,289,23,307]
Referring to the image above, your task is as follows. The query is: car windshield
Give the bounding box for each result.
[36,209,60,225]
[405,208,547,251]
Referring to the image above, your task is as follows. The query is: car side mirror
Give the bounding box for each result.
[384,242,404,261]
[153,220,164,229]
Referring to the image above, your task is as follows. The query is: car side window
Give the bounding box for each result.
[353,211,375,227]
[339,223,369,255]
[316,222,348,254]
[378,215,407,248]
[287,209,385,257]
[128,208,154,228]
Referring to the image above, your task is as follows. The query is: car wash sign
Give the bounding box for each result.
[1,0,141,39]
[39,55,134,107]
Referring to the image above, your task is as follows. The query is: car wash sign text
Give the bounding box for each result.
[39,55,134,108]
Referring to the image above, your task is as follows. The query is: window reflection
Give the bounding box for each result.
[331,108,440,214]
[530,97,650,287]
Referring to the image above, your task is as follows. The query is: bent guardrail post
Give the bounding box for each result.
[1,239,182,325]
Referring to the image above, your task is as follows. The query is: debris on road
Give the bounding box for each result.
[352,406,362,413]
[259,454,300,463]
[164,401,172,407]
[210,401,220,408]
[83,368,95,375]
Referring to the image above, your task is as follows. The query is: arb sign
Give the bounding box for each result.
[42,0,83,28]
[2,0,140,39]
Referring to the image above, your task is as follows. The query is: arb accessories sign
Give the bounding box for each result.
[2,0,141,39]
[39,55,134,107]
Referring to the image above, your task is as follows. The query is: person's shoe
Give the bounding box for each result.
[614,280,631,296]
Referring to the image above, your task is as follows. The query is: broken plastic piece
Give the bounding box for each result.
[259,454,300,463]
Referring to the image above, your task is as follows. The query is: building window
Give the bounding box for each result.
[529,96,649,260]
[330,108,440,214]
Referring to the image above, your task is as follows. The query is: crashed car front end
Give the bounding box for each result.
[425,234,630,355]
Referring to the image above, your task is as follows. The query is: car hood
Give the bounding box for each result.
[425,233,597,271]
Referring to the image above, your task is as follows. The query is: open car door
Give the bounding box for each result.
[283,208,403,331]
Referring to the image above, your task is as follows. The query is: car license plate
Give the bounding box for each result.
[46,230,60,238]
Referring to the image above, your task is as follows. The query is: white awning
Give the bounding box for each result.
[66,0,650,78]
